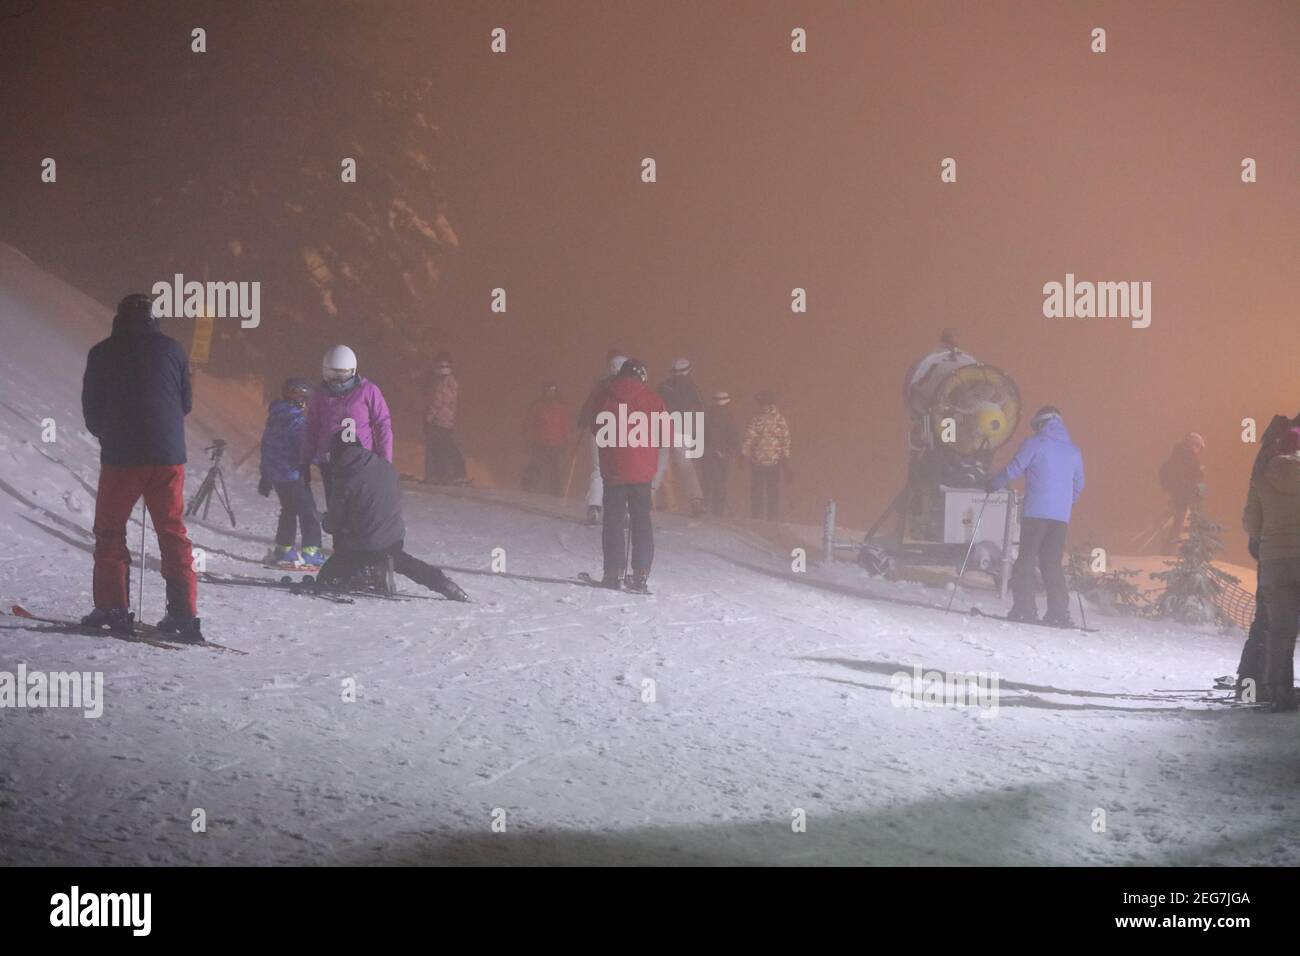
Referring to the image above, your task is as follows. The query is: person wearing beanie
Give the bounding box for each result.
[740,390,792,522]
[1159,431,1207,551]
[656,357,706,517]
[701,390,739,516]
[1242,425,1300,711]
[986,404,1086,626]
[258,377,323,567]
[576,348,628,524]
[318,431,469,602]
[79,293,202,641]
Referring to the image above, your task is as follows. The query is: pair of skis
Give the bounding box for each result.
[576,572,652,595]
[7,606,245,655]
[1149,676,1300,709]
[262,561,321,574]
[967,607,1099,633]
[201,571,415,604]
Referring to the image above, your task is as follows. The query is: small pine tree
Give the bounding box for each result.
[1150,507,1239,625]
[1066,544,1147,615]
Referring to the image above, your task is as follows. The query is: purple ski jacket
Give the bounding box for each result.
[302,377,393,465]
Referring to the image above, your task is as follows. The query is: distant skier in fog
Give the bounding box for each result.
[577,348,627,525]
[79,293,201,641]
[1159,432,1206,550]
[423,352,467,485]
[522,382,569,496]
[318,430,469,602]
[701,390,739,516]
[258,377,323,567]
[986,405,1085,626]
[1240,421,1300,710]
[741,390,791,522]
[591,359,664,592]
[655,358,706,517]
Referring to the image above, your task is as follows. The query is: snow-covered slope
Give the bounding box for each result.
[1,245,1295,866]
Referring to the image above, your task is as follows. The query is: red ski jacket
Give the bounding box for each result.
[592,376,670,486]
[526,398,569,447]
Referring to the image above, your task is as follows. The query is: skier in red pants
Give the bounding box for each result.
[80,293,201,640]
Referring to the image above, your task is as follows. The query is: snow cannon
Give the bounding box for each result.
[903,348,1022,483]
[856,344,1025,592]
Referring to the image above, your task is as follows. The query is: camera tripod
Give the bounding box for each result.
[186,439,237,527]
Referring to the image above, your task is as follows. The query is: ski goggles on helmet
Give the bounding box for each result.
[1030,411,1061,432]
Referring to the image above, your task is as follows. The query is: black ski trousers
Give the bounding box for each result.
[522,445,564,496]
[1012,517,1070,621]
[602,482,654,578]
[424,423,466,483]
[318,539,453,595]
[1237,571,1268,690]
[702,454,729,516]
[750,463,780,521]
[1259,558,1300,707]
[273,479,321,549]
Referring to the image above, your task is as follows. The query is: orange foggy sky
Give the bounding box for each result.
[2,0,1297,562]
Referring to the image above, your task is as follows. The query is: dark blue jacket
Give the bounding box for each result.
[260,400,306,483]
[322,436,405,554]
[81,311,192,466]
[989,418,1085,522]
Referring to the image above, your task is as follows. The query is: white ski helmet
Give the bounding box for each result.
[608,353,628,376]
[322,345,357,384]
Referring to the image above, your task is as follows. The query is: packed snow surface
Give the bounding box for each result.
[1,244,1296,865]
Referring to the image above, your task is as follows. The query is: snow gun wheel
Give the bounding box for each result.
[858,544,895,577]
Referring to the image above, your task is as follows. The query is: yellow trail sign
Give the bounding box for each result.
[190,314,214,366]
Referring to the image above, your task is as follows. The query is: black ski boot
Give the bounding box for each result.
[690,497,707,518]
[80,607,134,635]
[597,572,623,590]
[1042,614,1075,629]
[624,571,651,594]
[156,607,203,644]
[1007,606,1039,623]
[436,579,471,602]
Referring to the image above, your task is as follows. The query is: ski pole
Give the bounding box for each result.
[562,434,584,499]
[624,508,633,578]
[1076,590,1089,630]
[137,499,148,621]
[946,492,992,613]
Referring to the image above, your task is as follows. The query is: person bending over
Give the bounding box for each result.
[318,431,469,601]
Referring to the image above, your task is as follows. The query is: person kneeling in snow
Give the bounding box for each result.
[986,405,1085,627]
[317,431,469,601]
